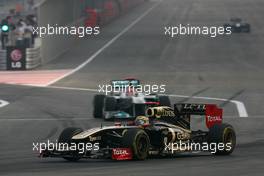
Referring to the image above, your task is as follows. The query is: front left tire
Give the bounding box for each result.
[122,129,150,160]
[58,127,83,161]
[93,94,106,118]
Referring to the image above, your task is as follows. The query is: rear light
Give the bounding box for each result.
[145,102,160,105]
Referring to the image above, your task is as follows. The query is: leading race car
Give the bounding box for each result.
[224,18,251,33]
[93,78,170,120]
[40,103,236,161]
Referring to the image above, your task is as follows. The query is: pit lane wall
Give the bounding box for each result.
[37,0,145,64]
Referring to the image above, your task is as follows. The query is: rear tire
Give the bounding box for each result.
[243,24,251,33]
[158,96,171,107]
[122,129,150,160]
[58,127,83,161]
[208,123,236,155]
[93,94,106,118]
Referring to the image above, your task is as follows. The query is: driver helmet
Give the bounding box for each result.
[135,116,150,126]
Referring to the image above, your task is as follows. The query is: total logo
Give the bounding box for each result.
[112,148,132,160]
[207,115,222,122]
[10,49,23,68]
[113,149,129,155]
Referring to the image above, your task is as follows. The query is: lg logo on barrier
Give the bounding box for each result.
[6,47,26,70]
[10,49,22,68]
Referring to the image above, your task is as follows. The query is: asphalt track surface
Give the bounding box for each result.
[1,0,264,175]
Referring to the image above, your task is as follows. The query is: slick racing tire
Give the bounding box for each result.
[104,97,117,111]
[58,127,83,161]
[208,123,236,155]
[122,129,150,160]
[93,94,106,118]
[158,96,171,107]
[243,24,251,33]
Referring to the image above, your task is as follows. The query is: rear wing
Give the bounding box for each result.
[174,104,223,128]
[111,79,140,88]
[146,104,223,129]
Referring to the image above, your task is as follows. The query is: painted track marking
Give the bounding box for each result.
[46,0,162,86]
[0,70,71,87]
[0,99,9,108]
[48,85,248,118]
[1,83,248,117]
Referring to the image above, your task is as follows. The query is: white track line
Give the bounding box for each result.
[46,1,162,86]
[47,85,248,118]
[0,99,9,108]
[230,100,248,118]
[48,85,98,92]
[2,83,249,118]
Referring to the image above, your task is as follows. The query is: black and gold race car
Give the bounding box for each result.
[40,104,236,161]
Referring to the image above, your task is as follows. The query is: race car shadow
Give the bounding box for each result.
[39,153,219,165]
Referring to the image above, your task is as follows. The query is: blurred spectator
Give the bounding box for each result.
[26,14,37,45]
[24,28,32,48]
[15,19,27,47]
[0,3,38,50]
[7,16,17,47]
[9,26,17,46]
[15,3,23,15]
